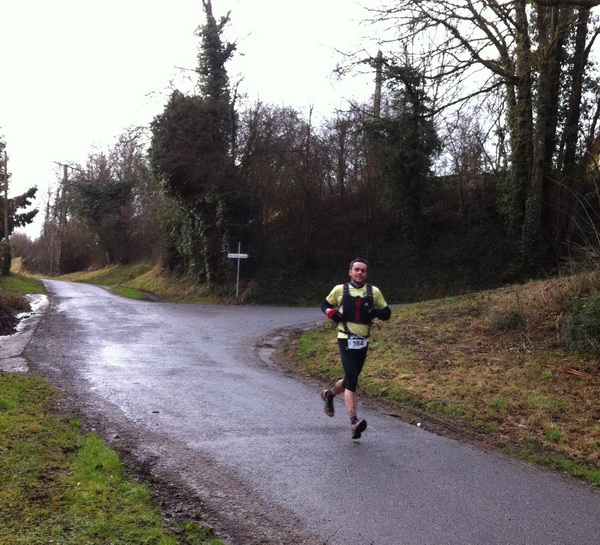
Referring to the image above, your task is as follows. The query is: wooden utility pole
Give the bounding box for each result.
[53,163,69,276]
[362,50,385,259]
[50,161,82,275]
[3,151,8,243]
[373,50,383,119]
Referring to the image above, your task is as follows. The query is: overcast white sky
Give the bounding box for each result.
[1,0,385,237]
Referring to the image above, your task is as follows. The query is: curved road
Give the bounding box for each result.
[10,280,600,544]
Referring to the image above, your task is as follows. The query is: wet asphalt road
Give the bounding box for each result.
[10,280,600,544]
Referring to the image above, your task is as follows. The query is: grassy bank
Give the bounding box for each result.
[53,263,224,304]
[276,270,600,485]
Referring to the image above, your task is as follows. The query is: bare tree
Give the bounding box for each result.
[237,103,339,265]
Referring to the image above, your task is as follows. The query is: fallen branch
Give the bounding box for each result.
[544,365,594,378]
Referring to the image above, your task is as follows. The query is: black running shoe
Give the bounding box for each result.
[321,389,335,417]
[351,418,367,439]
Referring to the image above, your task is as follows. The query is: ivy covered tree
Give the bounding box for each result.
[364,61,441,247]
[150,0,247,287]
[72,174,133,265]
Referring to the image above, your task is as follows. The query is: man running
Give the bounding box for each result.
[320,258,391,439]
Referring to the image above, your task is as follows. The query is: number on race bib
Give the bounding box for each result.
[347,335,368,349]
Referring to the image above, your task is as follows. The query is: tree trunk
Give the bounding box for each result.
[522,5,565,266]
[556,8,593,250]
[504,1,535,238]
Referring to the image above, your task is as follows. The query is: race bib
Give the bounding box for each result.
[347,335,368,350]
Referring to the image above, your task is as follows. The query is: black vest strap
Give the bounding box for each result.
[341,283,374,338]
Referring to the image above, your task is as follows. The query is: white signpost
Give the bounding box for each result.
[227,242,248,298]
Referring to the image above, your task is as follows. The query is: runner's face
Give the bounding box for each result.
[349,262,368,285]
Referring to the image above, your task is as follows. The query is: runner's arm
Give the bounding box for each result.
[321,300,343,322]
[373,306,391,321]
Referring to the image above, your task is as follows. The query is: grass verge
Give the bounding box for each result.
[0,372,223,545]
[276,272,600,486]
[54,263,223,304]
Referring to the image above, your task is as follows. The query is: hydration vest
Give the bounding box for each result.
[341,283,374,325]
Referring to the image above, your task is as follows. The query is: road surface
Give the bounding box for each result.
[7,280,600,544]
